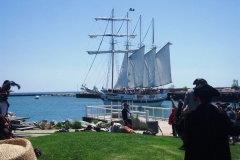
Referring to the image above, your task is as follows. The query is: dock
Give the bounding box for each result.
[9,116,38,131]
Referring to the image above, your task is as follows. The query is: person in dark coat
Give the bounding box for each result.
[176,83,240,160]
[122,103,132,128]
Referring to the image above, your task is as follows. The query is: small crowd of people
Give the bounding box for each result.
[168,78,240,160]
[103,88,164,96]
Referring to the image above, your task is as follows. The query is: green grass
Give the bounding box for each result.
[28,132,240,160]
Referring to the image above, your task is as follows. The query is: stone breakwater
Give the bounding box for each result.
[9,93,75,97]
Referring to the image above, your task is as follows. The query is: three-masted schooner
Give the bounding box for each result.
[86,9,172,107]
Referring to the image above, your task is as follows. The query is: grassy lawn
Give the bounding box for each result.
[28,132,240,160]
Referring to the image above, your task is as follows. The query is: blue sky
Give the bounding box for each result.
[1,0,239,92]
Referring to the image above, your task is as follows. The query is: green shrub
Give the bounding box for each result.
[72,120,82,129]
[65,121,71,129]
[131,117,140,122]
[182,86,188,91]
[54,122,62,129]
[139,124,147,130]
[92,119,99,124]
[102,123,110,128]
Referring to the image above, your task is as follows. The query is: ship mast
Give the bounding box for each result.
[126,12,129,89]
[152,18,155,48]
[140,15,142,47]
[111,9,114,91]
[87,9,136,92]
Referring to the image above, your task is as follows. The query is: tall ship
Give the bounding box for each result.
[84,9,172,106]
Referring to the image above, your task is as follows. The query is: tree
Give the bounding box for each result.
[231,79,239,90]
[182,86,188,91]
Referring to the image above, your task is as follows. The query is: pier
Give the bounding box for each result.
[84,104,171,123]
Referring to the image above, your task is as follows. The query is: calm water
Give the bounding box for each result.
[7,95,174,123]
[8,96,103,122]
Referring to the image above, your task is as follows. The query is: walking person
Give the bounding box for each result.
[122,103,132,128]
[176,83,240,160]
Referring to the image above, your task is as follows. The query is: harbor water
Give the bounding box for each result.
[8,94,234,123]
[7,95,173,123]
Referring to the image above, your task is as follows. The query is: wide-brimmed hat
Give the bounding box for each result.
[123,103,129,107]
[193,78,208,85]
[0,138,37,160]
[194,84,220,98]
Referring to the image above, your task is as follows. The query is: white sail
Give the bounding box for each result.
[128,46,145,88]
[85,10,172,107]
[155,42,172,86]
[114,53,128,89]
[143,47,156,88]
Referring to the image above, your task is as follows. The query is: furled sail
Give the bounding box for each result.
[143,47,156,88]
[155,42,172,86]
[128,46,145,88]
[87,49,137,55]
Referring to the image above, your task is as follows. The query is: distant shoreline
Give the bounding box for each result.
[9,93,76,97]
[9,90,240,102]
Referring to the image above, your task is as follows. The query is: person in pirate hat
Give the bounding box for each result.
[182,78,208,112]
[176,83,240,160]
[0,80,21,116]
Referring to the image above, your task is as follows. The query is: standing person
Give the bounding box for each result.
[182,78,208,112]
[168,105,177,137]
[236,110,240,142]
[169,95,183,137]
[179,78,208,149]
[226,105,237,145]
[0,80,20,116]
[122,103,132,128]
[176,83,240,160]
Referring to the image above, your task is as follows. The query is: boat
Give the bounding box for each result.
[76,85,101,98]
[85,9,172,107]
[35,95,40,99]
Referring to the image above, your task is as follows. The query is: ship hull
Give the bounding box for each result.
[76,93,100,98]
[100,92,168,107]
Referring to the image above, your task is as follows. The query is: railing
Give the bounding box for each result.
[85,104,171,122]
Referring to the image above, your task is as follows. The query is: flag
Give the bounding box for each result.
[129,8,135,11]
